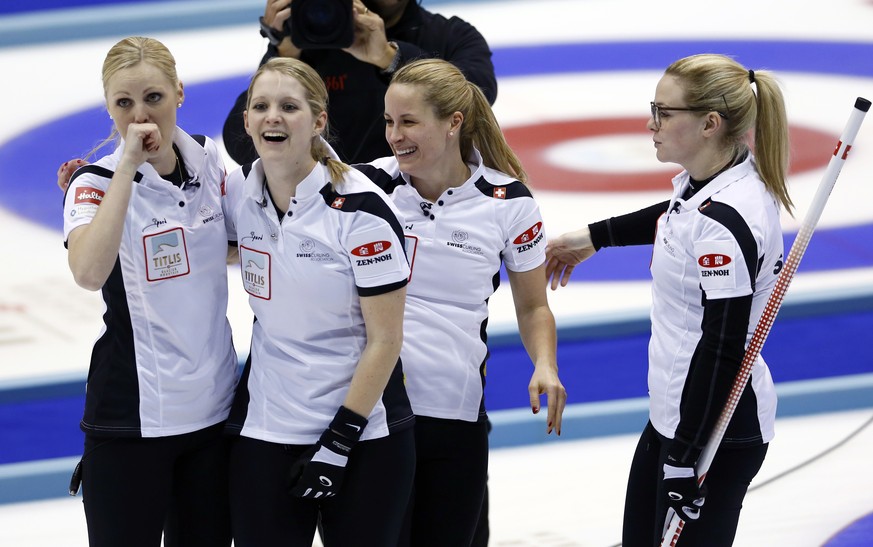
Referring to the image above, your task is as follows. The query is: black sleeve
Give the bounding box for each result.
[393,16,497,104]
[222,89,257,165]
[669,293,753,464]
[221,47,281,165]
[588,200,670,250]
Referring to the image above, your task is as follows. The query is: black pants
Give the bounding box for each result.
[80,422,231,547]
[229,428,415,547]
[622,421,768,547]
[398,416,489,547]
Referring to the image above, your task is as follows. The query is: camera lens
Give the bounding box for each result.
[292,0,353,48]
[302,3,340,36]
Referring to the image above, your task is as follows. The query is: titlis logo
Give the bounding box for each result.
[244,267,265,287]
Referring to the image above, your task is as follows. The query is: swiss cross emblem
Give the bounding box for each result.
[493,187,506,199]
[331,197,346,209]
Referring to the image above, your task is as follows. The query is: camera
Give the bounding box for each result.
[290,0,355,49]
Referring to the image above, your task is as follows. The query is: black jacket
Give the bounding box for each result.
[222,1,497,165]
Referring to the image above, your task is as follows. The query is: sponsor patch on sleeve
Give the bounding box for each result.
[512,221,544,254]
[74,186,105,205]
[348,228,405,282]
[694,240,736,291]
[70,185,105,219]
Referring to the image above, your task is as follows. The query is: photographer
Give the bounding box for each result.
[222,0,497,165]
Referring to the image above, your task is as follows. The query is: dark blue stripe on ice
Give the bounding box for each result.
[4,307,873,464]
[2,40,872,279]
[492,40,873,77]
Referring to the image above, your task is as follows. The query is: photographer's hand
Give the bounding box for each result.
[264,0,301,58]
[344,1,397,70]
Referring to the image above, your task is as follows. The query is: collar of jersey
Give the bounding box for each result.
[672,152,755,210]
[397,147,486,198]
[243,158,328,203]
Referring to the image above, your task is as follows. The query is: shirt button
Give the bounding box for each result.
[292,199,297,204]
[286,211,292,217]
[447,190,454,195]
[178,201,185,207]
[429,214,435,220]
[437,200,444,206]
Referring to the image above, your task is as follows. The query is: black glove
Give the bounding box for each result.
[289,406,368,499]
[663,460,705,521]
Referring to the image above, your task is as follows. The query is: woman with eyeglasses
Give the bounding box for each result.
[546,53,791,546]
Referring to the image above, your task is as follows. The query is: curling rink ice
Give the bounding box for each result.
[1,409,873,546]
[2,0,873,545]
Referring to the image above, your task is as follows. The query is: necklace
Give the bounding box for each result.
[169,148,189,188]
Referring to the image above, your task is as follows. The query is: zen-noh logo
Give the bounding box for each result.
[75,187,104,205]
[513,222,543,245]
[351,241,392,257]
[514,222,544,254]
[698,254,732,268]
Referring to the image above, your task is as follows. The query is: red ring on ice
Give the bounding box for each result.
[503,118,836,192]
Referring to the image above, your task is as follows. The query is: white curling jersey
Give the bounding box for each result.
[222,159,412,444]
[355,149,547,422]
[62,129,237,438]
[649,154,779,444]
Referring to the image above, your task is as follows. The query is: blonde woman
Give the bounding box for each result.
[63,36,236,547]
[547,53,791,546]
[222,57,414,546]
[355,58,567,547]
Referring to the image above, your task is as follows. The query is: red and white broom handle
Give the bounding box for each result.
[661,96,871,547]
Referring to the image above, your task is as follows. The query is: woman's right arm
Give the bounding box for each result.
[544,226,597,291]
[545,200,671,290]
[67,123,160,290]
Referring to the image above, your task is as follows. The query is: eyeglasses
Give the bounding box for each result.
[649,101,729,129]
